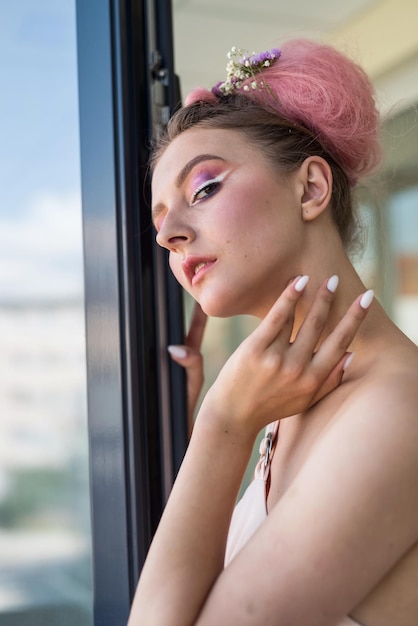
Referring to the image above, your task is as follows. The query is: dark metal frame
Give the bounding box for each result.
[76,1,185,623]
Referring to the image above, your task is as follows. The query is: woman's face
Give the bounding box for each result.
[152,128,305,318]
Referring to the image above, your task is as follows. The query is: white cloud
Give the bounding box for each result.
[0,191,84,301]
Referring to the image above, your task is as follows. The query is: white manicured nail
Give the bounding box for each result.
[168,345,188,358]
[360,289,374,309]
[294,275,309,292]
[327,275,339,293]
[343,352,354,371]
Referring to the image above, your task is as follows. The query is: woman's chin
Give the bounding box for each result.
[196,291,255,319]
[198,302,233,319]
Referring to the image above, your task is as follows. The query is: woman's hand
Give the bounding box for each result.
[201,275,373,439]
[168,302,207,434]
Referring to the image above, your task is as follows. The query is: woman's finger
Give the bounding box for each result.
[290,275,338,362]
[186,302,207,351]
[168,345,204,434]
[309,352,352,405]
[168,302,207,434]
[312,289,374,379]
[252,275,310,349]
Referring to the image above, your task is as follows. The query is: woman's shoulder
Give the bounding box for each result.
[309,340,418,516]
[288,336,418,506]
[272,338,418,504]
[342,338,418,426]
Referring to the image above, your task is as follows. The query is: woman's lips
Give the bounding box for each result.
[182,256,217,286]
[192,261,216,285]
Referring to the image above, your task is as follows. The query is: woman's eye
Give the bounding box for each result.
[190,171,228,206]
[191,181,219,204]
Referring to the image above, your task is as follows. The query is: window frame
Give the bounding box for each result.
[76,0,186,622]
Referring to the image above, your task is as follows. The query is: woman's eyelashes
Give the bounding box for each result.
[190,171,229,206]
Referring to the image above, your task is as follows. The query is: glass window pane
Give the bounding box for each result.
[0,3,93,625]
[388,185,418,344]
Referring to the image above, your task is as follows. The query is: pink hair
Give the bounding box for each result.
[185,39,382,184]
[185,88,217,106]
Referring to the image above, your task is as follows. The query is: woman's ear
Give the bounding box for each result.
[299,156,333,222]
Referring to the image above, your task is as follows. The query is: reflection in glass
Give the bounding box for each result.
[0,3,93,625]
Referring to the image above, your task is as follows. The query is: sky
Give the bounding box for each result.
[0,2,83,301]
[0,7,91,611]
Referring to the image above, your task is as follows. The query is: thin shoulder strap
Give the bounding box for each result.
[255,420,280,483]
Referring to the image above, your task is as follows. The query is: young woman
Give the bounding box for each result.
[128,39,418,626]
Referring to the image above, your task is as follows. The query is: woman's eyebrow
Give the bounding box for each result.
[175,154,226,188]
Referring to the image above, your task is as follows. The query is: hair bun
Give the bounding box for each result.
[254,39,382,183]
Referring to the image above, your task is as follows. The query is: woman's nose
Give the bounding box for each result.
[155,211,196,252]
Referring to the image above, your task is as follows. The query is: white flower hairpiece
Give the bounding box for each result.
[212,46,281,96]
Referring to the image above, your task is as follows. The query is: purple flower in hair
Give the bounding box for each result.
[245,48,282,68]
[213,46,282,96]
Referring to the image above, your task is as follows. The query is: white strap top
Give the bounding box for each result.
[225,420,279,565]
[225,421,363,626]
